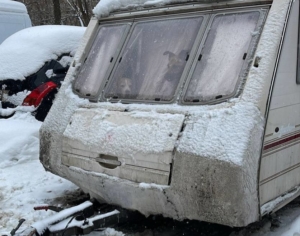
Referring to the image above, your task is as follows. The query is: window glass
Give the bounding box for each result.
[104,17,203,101]
[74,24,128,98]
[184,12,260,103]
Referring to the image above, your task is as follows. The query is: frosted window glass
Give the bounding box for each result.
[184,12,260,102]
[74,24,127,98]
[104,17,203,101]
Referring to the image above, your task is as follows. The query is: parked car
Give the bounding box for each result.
[0,0,32,44]
[0,25,85,121]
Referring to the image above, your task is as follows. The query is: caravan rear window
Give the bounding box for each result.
[104,17,203,101]
[74,24,128,98]
[183,12,260,103]
[74,8,267,104]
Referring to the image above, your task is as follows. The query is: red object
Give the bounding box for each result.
[34,205,49,211]
[22,82,57,107]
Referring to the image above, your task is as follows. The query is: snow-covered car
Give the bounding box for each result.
[0,25,85,121]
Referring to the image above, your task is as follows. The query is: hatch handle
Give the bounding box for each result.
[96,154,121,169]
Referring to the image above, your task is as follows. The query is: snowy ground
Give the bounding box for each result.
[0,112,124,235]
[1,111,300,235]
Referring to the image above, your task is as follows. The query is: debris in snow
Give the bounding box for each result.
[48,210,120,232]
[31,201,93,234]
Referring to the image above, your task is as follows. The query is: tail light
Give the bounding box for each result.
[22,82,57,107]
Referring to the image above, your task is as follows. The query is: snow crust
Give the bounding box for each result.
[0,25,85,81]
[93,0,228,18]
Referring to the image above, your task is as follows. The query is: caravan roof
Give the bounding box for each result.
[0,0,28,14]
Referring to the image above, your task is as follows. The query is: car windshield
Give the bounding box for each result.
[104,17,203,101]
[183,11,260,103]
[74,24,128,98]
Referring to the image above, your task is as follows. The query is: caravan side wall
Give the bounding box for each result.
[260,0,300,212]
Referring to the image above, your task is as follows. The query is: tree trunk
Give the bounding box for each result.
[52,0,61,25]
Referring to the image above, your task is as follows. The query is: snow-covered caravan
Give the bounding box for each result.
[40,0,299,227]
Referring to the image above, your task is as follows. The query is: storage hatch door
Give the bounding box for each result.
[62,108,185,185]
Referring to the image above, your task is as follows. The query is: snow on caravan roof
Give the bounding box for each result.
[93,0,231,18]
[0,25,85,81]
[0,0,28,13]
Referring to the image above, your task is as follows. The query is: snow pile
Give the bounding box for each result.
[0,25,85,81]
[93,0,228,18]
[0,112,78,234]
[0,112,40,168]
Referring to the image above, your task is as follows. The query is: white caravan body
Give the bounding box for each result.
[40,0,300,227]
[0,0,31,44]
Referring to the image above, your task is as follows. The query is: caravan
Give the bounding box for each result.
[40,0,300,227]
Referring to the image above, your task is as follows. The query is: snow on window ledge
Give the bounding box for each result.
[93,0,231,18]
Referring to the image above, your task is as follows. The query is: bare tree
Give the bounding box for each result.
[15,0,99,26]
[66,0,92,26]
[52,0,62,25]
